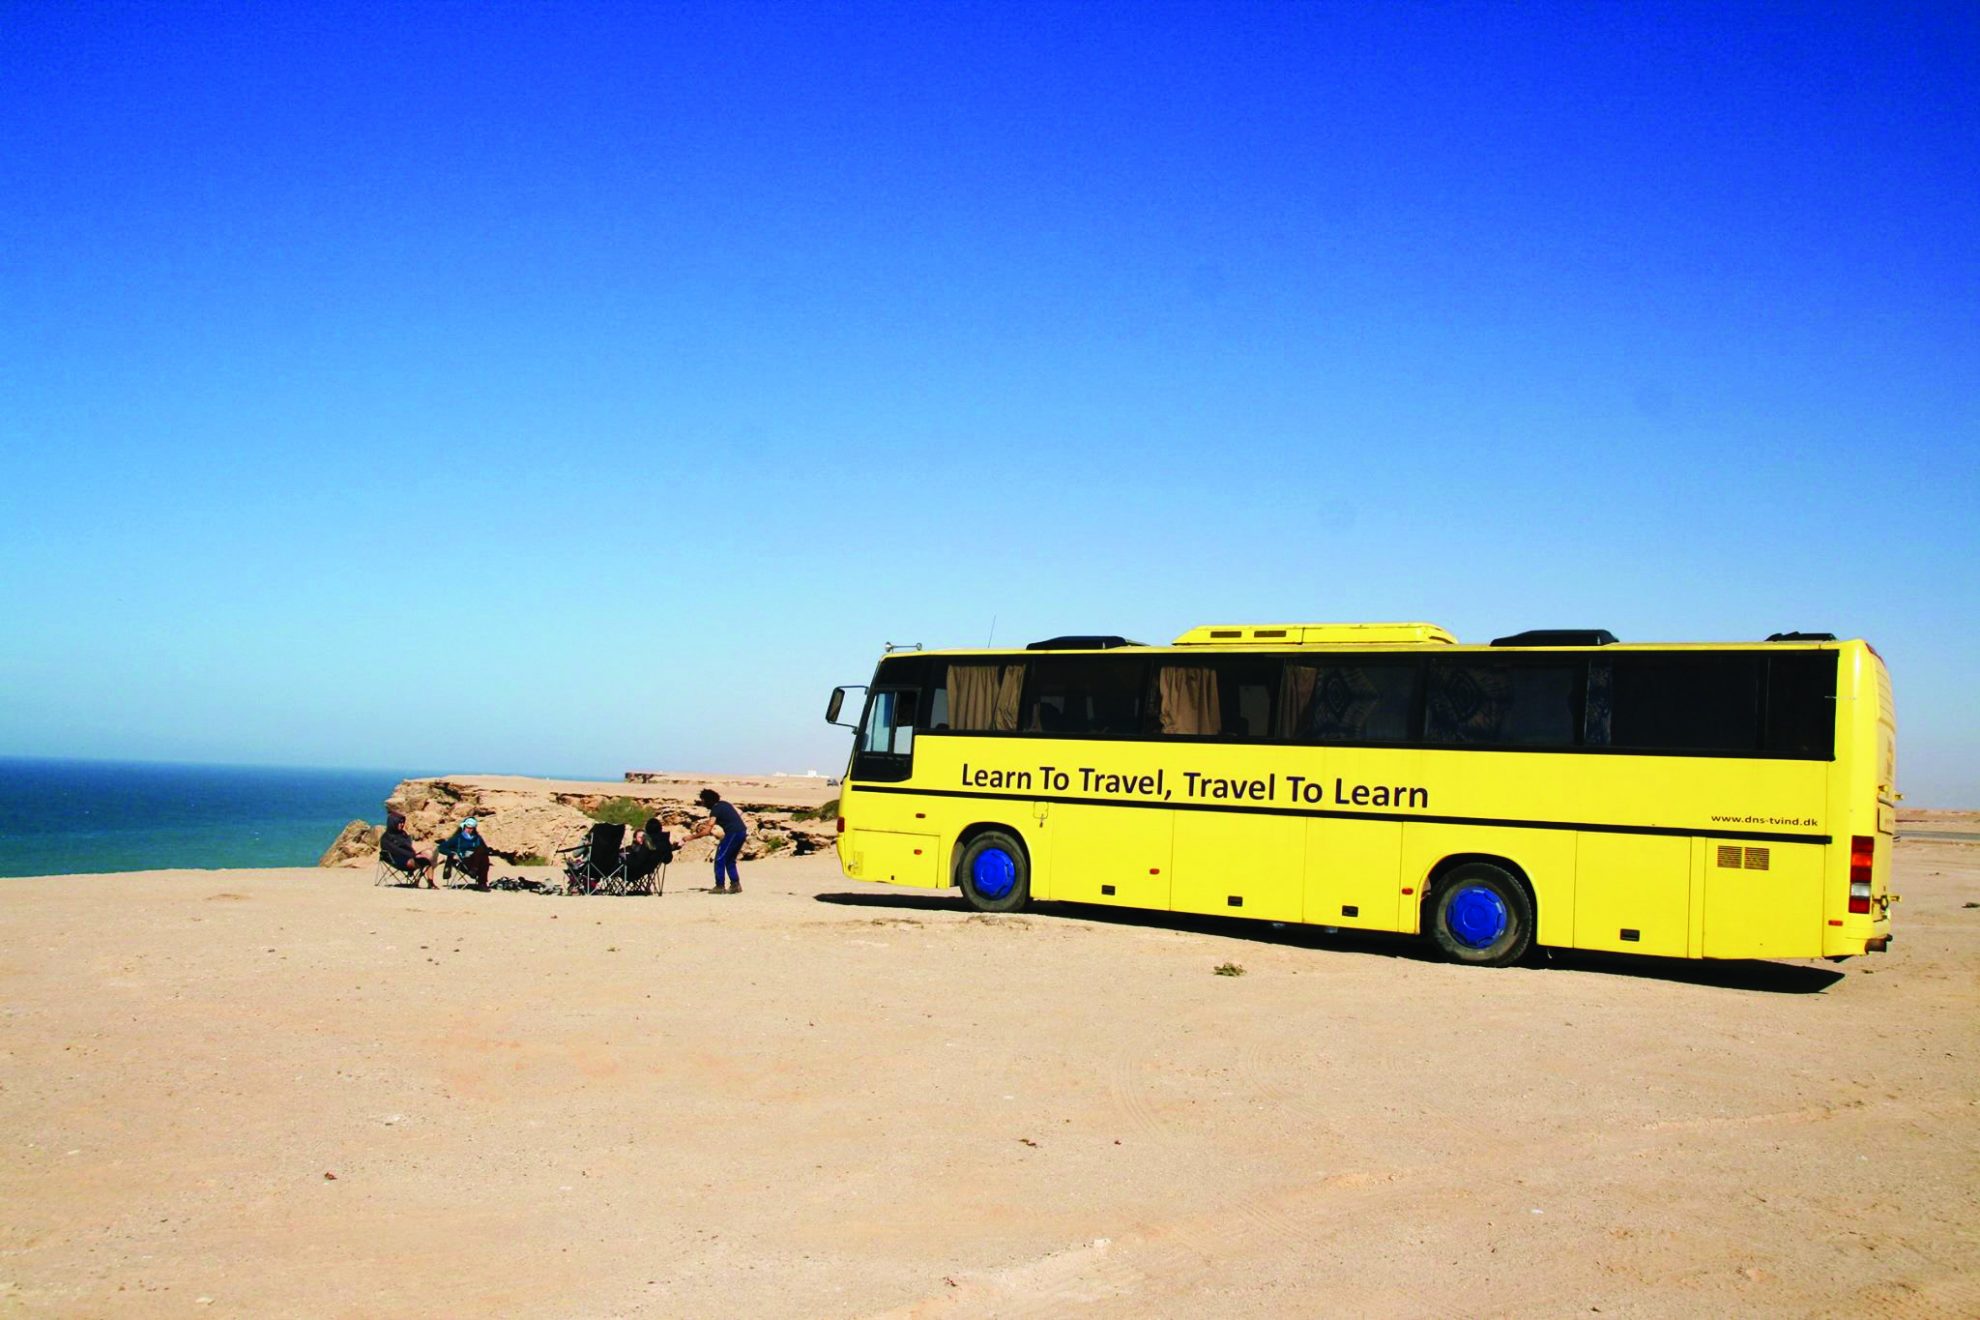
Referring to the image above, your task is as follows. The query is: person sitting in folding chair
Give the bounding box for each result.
[614,824,674,896]
[377,811,435,887]
[437,817,517,889]
[559,822,625,895]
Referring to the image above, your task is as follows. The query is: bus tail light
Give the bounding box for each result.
[1849,834,1874,914]
[837,816,846,834]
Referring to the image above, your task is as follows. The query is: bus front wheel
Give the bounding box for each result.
[1428,863,1534,967]
[957,831,1030,914]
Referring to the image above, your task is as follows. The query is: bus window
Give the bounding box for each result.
[944,663,1023,732]
[1426,659,1580,748]
[1764,653,1837,758]
[1222,659,1277,737]
[1152,658,1278,738]
[1023,657,1146,736]
[1280,661,1417,743]
[1155,664,1220,734]
[859,689,918,757]
[1604,655,1762,754]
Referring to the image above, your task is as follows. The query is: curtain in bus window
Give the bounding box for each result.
[950,665,1023,732]
[950,665,995,730]
[1283,663,1415,742]
[1584,662,1613,746]
[1425,662,1578,748]
[992,665,1022,732]
[1425,663,1518,745]
[1157,666,1221,735]
[1278,665,1319,738]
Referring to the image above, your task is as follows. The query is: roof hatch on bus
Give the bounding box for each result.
[1171,622,1458,647]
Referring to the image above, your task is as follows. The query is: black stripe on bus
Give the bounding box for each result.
[851,784,1832,847]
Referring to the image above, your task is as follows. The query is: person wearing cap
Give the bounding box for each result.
[436,816,515,888]
[688,789,747,893]
[380,811,435,887]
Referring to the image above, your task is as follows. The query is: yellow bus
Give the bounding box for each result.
[824,623,1896,967]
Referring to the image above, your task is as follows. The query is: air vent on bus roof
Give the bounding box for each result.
[1766,631,1837,642]
[1025,635,1141,650]
[1489,630,1619,647]
[1173,623,1457,647]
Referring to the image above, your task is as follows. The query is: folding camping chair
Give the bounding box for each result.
[374,848,426,887]
[559,823,625,895]
[606,830,672,896]
[440,848,491,889]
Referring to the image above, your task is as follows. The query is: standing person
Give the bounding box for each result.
[689,788,747,893]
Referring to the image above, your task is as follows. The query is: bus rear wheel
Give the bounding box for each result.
[957,831,1030,914]
[1429,863,1534,967]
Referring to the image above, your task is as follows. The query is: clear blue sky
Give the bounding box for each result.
[2,3,1975,804]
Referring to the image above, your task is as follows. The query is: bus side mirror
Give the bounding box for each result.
[826,686,863,727]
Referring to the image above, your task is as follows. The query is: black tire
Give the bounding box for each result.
[1428,862,1535,967]
[956,830,1030,914]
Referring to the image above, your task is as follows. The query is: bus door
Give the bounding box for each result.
[846,680,942,888]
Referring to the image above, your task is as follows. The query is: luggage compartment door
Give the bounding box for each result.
[1051,804,1172,910]
[1703,838,1825,959]
[1173,811,1302,922]
[1573,833,1692,957]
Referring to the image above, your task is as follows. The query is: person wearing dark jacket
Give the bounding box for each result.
[436,816,516,889]
[690,789,747,893]
[380,811,434,887]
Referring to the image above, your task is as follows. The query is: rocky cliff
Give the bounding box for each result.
[318,773,838,870]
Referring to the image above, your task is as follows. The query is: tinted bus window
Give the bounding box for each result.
[1765,652,1837,758]
[1605,654,1762,753]
[1425,660,1580,748]
[1280,661,1418,743]
[1023,657,1146,736]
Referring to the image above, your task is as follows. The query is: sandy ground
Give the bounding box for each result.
[2,834,1976,1318]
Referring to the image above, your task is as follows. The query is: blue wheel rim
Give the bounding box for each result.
[971,847,1017,900]
[1447,884,1509,948]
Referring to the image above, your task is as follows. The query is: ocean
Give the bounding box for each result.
[0,757,417,878]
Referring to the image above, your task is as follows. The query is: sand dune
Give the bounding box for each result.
[1,829,1975,1316]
